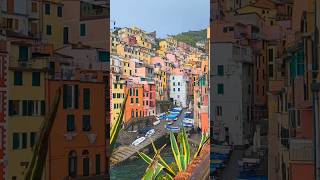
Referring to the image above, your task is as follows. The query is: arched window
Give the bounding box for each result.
[82,150,89,176]
[68,151,77,177]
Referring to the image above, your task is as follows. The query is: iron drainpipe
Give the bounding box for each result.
[312,0,320,179]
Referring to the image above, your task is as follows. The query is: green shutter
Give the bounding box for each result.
[32,72,40,86]
[9,100,13,115]
[22,100,28,116]
[14,71,23,85]
[80,24,86,36]
[99,51,109,62]
[45,3,50,15]
[13,133,20,149]
[30,132,36,148]
[67,115,75,131]
[83,88,90,110]
[63,84,68,109]
[22,133,27,148]
[75,85,79,109]
[217,65,224,76]
[41,100,45,115]
[19,46,28,61]
[28,100,34,116]
[82,115,91,131]
[218,84,224,94]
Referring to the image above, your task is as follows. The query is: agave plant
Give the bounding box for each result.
[110,91,129,154]
[24,87,61,180]
[138,127,209,180]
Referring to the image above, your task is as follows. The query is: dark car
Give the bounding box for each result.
[138,127,152,135]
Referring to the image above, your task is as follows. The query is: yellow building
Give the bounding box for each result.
[41,0,64,49]
[111,74,126,126]
[7,41,50,180]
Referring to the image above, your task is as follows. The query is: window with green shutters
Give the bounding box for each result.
[98,51,109,62]
[57,6,62,17]
[268,64,274,78]
[217,84,224,95]
[22,133,27,149]
[83,115,91,131]
[13,133,20,150]
[45,3,50,15]
[30,132,36,148]
[14,71,23,85]
[83,88,90,110]
[19,46,28,61]
[41,100,45,115]
[67,114,75,132]
[217,65,224,76]
[96,154,101,175]
[80,23,86,36]
[46,25,52,35]
[32,72,40,86]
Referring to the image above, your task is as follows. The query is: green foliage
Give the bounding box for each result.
[110,92,129,154]
[24,88,61,180]
[173,29,207,47]
[139,127,209,180]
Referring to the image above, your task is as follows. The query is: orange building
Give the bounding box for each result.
[45,63,107,179]
[124,85,144,123]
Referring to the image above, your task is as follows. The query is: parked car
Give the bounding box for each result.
[138,127,152,135]
[145,129,155,137]
[132,137,146,146]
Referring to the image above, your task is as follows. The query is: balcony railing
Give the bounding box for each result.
[289,139,313,161]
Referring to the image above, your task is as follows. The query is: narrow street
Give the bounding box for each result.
[220,148,244,180]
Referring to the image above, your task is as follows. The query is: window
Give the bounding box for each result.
[131,110,134,117]
[136,89,138,96]
[113,93,116,98]
[46,25,52,35]
[268,49,274,62]
[99,51,109,62]
[67,115,75,131]
[57,6,62,17]
[217,65,224,76]
[178,88,180,91]
[63,85,79,109]
[82,115,91,131]
[80,23,86,36]
[173,88,175,92]
[173,82,175,86]
[22,100,34,116]
[19,46,28,61]
[14,71,23,86]
[22,133,27,149]
[83,88,90,110]
[13,133,20,149]
[68,151,77,177]
[136,110,138,117]
[269,64,274,78]
[31,2,37,12]
[45,3,50,15]
[82,151,89,176]
[30,132,36,148]
[217,84,224,94]
[131,98,133,103]
[216,106,222,116]
[32,72,40,86]
[9,100,20,115]
[178,82,180,86]
[96,154,101,175]
[63,27,69,44]
[136,98,138,103]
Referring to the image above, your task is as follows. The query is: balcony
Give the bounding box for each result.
[9,58,48,70]
[289,139,313,161]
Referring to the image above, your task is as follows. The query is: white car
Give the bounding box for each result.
[153,120,161,126]
[132,137,146,146]
[145,129,155,137]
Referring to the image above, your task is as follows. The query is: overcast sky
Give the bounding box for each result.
[111,0,209,38]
